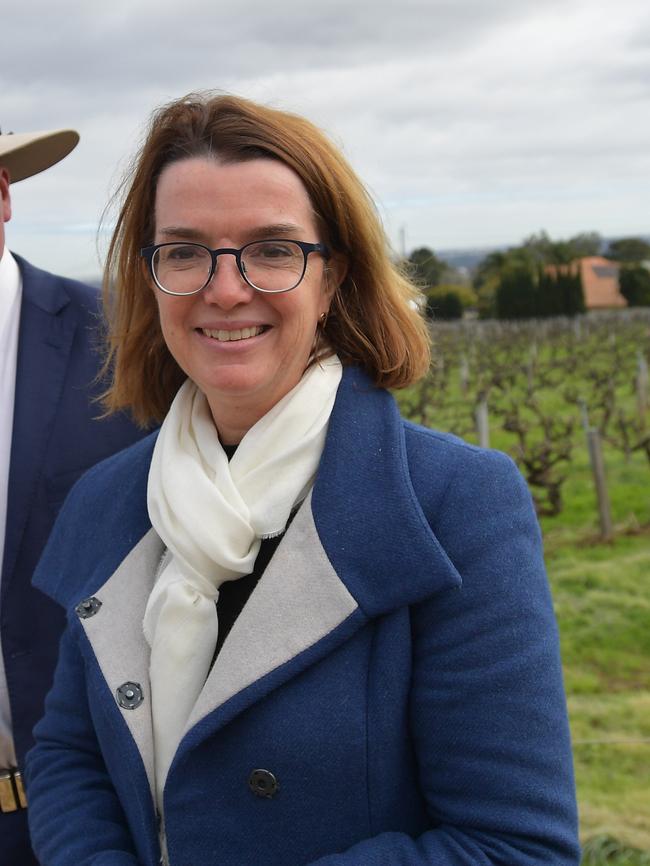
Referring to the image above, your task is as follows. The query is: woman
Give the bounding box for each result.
[26,93,580,866]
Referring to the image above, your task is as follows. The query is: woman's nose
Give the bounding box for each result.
[201,254,255,308]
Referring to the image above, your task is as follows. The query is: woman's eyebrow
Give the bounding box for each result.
[156,223,305,243]
[158,226,207,241]
[246,223,303,241]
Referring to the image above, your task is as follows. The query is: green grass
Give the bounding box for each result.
[581,836,650,865]
[547,534,650,852]
[541,448,650,544]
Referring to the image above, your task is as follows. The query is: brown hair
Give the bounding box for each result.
[101,92,431,425]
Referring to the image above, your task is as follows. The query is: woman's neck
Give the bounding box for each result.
[206,394,279,446]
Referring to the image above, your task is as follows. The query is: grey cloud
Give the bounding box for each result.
[3,0,650,274]
[3,0,547,98]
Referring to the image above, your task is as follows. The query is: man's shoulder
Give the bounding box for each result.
[33,432,158,606]
[65,431,158,514]
[14,252,101,314]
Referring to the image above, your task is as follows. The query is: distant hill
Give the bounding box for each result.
[436,234,650,272]
[436,246,506,271]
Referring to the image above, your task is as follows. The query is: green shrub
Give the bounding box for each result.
[620,266,650,307]
[426,290,463,320]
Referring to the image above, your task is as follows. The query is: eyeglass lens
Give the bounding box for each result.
[152,241,307,294]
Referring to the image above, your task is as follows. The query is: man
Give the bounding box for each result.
[0,128,146,865]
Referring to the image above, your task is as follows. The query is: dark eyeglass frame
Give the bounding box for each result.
[139,239,330,296]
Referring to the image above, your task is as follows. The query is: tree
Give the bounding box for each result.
[426,291,463,320]
[474,248,537,318]
[425,284,477,321]
[427,282,477,308]
[537,264,585,317]
[495,263,539,319]
[473,250,510,290]
[522,231,567,264]
[522,230,601,265]
[474,232,593,319]
[566,231,602,258]
[564,266,586,315]
[473,250,507,317]
[408,247,446,289]
[606,237,650,263]
[494,261,584,320]
[619,266,650,306]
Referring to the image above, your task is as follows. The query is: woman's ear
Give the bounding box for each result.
[324,253,347,300]
[142,257,157,295]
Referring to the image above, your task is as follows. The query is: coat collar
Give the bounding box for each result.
[313,366,461,615]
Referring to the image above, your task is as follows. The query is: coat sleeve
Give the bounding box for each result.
[25,440,156,865]
[25,623,143,866]
[309,441,580,865]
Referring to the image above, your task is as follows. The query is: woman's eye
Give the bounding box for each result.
[168,245,201,260]
[261,244,292,258]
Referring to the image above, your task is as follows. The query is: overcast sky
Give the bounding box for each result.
[3,0,650,278]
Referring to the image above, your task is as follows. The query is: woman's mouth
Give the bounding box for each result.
[200,326,266,342]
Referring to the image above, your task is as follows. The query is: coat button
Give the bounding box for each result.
[75,596,102,619]
[116,681,144,710]
[248,769,279,799]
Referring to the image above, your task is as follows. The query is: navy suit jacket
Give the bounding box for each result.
[1,254,146,768]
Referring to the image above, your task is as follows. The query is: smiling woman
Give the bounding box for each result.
[147,157,337,443]
[98,92,430,429]
[25,92,580,866]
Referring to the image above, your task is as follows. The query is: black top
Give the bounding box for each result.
[214,533,283,657]
[213,443,284,658]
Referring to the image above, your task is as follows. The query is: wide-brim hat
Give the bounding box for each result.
[0,128,79,183]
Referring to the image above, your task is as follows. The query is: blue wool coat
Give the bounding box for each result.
[25,367,580,866]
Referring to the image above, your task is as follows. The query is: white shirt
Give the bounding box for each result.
[0,246,22,768]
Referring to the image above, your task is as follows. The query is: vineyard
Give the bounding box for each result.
[397,309,650,863]
[399,309,650,525]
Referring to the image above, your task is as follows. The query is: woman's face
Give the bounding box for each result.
[151,157,336,441]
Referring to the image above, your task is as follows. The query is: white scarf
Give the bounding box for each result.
[144,356,342,809]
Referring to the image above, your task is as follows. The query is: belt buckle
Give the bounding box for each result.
[0,769,27,813]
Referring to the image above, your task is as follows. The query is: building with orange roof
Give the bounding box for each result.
[577,256,626,309]
[546,257,626,309]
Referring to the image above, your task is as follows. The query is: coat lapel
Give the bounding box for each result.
[2,258,76,595]
[185,490,360,735]
[75,500,362,800]
[312,366,462,616]
[75,527,163,800]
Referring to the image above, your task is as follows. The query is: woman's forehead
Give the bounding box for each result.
[153,156,318,239]
[156,157,309,203]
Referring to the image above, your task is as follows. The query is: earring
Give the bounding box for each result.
[318,311,328,328]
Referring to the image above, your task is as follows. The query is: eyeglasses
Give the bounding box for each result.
[140,239,330,296]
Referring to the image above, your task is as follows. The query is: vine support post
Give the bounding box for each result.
[459,355,469,395]
[586,427,613,542]
[578,398,590,434]
[636,351,648,429]
[476,398,490,449]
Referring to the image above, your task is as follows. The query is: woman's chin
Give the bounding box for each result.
[198,367,284,407]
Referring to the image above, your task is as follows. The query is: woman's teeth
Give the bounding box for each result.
[201,326,264,342]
